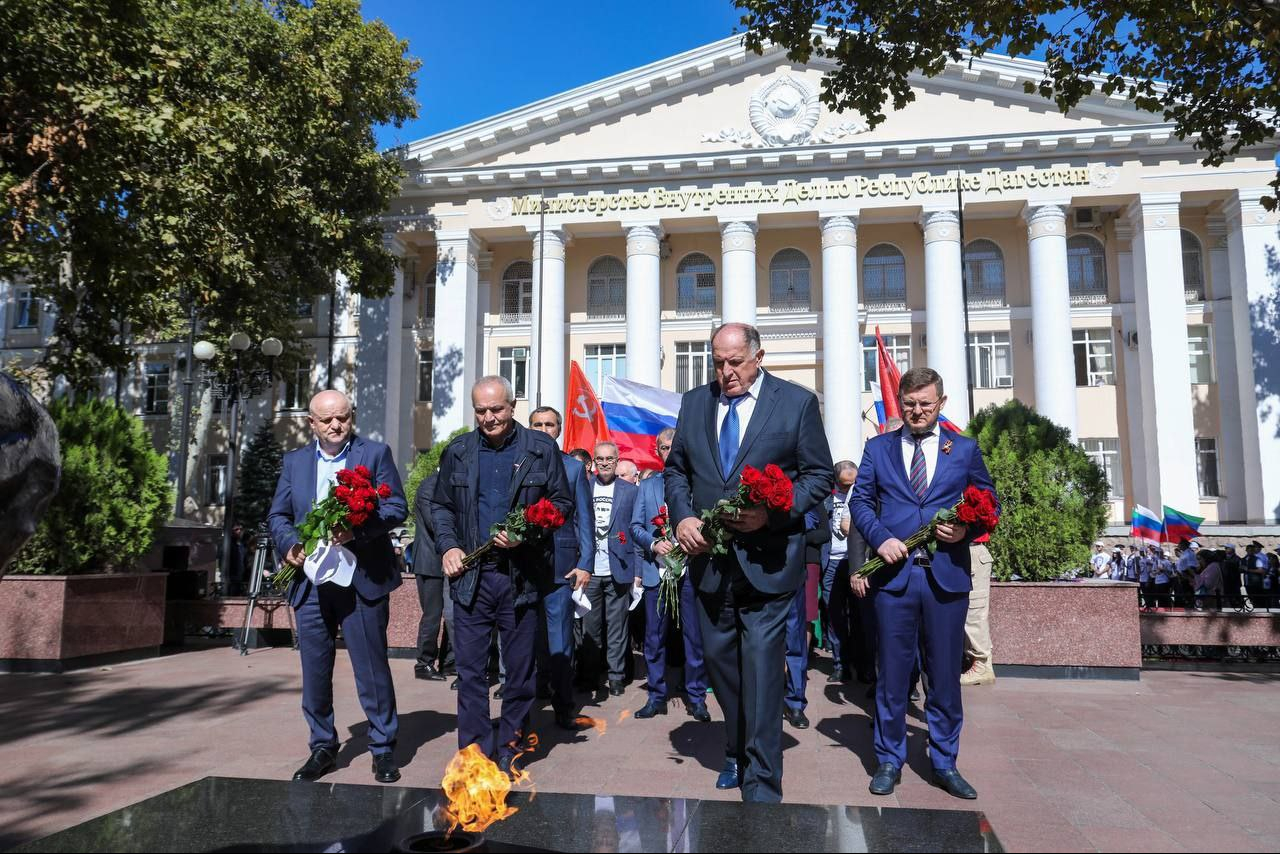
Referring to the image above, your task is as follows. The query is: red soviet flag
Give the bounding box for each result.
[563,360,610,456]
[875,326,903,428]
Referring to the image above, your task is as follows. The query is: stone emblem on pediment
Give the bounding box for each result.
[701,74,868,148]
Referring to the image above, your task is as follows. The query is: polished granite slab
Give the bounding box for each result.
[14,776,1003,853]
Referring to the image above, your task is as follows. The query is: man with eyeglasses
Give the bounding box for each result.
[849,367,998,801]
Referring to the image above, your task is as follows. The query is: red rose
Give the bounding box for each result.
[354,465,371,480]
[335,485,352,501]
[618,531,627,545]
[336,470,354,487]
[377,483,392,499]
[364,501,375,511]
[956,503,981,525]
[349,511,369,527]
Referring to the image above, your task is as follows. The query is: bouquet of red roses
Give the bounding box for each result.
[273,464,393,588]
[650,504,688,624]
[460,497,566,568]
[855,485,999,578]
[700,463,795,555]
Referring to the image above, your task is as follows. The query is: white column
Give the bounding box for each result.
[1024,204,1079,436]
[433,231,480,440]
[1205,214,1246,522]
[356,236,406,458]
[625,224,663,386]
[821,214,861,463]
[920,207,970,426]
[1128,193,1199,513]
[1114,221,1156,508]
[1223,188,1280,523]
[533,228,568,413]
[719,219,758,325]
[475,252,493,385]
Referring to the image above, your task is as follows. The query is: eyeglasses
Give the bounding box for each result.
[657,443,672,451]
[901,399,940,412]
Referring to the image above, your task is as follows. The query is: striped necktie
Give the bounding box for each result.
[909,434,928,499]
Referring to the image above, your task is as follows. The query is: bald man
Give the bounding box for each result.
[268,390,408,785]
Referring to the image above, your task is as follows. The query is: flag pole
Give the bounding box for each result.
[956,169,976,421]
[535,196,545,408]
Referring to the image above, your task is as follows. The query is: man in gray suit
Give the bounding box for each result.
[665,323,834,803]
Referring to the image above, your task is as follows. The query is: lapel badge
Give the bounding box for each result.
[941,438,953,455]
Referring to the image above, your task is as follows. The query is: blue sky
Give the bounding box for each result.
[362,0,744,149]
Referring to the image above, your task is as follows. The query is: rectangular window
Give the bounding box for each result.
[675,341,713,393]
[967,331,1013,389]
[282,360,312,410]
[417,349,433,403]
[205,453,229,506]
[584,343,626,390]
[1080,438,1124,498]
[1072,329,1115,387]
[1196,437,1219,497]
[13,288,39,329]
[861,335,912,392]
[499,346,528,400]
[295,298,314,318]
[1187,324,1213,383]
[143,363,171,415]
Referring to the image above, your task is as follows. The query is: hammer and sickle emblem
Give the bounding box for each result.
[572,393,596,421]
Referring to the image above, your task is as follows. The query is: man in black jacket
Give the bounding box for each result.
[412,472,451,680]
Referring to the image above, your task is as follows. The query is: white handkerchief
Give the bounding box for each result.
[571,586,592,618]
[627,583,644,612]
[303,541,357,587]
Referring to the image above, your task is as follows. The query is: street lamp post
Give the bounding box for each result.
[174,299,198,519]
[196,333,282,594]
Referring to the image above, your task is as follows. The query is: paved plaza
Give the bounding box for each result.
[1,647,1277,852]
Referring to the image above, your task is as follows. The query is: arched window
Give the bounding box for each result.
[768,248,811,312]
[501,261,533,321]
[676,252,716,315]
[1181,230,1205,300]
[963,239,1006,306]
[862,244,906,309]
[1067,235,1107,302]
[587,256,626,319]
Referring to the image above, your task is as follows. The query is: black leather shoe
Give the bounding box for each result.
[292,748,337,782]
[932,768,978,799]
[783,706,810,729]
[555,711,585,731]
[869,762,901,796]
[415,664,446,681]
[608,680,625,696]
[827,666,849,684]
[688,701,711,722]
[497,750,522,781]
[493,684,505,700]
[372,753,400,784]
[635,700,668,718]
[715,758,740,789]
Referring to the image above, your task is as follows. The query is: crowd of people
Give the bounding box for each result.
[1090,539,1280,609]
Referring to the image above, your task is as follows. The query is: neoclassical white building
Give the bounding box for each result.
[4,33,1278,528]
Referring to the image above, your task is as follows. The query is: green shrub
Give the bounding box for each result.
[11,400,170,574]
[403,427,469,536]
[968,400,1110,581]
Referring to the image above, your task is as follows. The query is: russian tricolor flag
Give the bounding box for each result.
[601,376,680,470]
[1131,504,1163,543]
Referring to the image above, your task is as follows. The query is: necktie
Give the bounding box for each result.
[719,395,745,476]
[909,434,928,499]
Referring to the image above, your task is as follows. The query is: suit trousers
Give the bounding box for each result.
[963,543,993,668]
[873,561,968,771]
[783,580,809,712]
[696,556,792,803]
[536,584,576,714]
[574,575,631,683]
[642,574,707,704]
[453,570,537,755]
[415,574,454,669]
[295,581,398,755]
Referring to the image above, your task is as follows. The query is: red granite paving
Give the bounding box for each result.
[1,648,1277,852]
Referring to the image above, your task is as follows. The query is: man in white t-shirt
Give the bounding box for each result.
[1090,542,1111,578]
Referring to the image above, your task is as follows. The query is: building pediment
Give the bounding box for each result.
[402,32,1170,178]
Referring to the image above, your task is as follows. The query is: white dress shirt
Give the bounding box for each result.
[716,369,767,450]
[899,425,940,490]
[315,439,352,506]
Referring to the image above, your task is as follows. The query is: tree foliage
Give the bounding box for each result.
[736,1,1280,207]
[12,399,170,574]
[234,419,283,531]
[0,0,419,389]
[967,400,1110,581]
[403,427,469,536]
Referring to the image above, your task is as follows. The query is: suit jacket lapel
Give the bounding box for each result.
[704,383,723,480]
[891,427,915,499]
[506,426,535,509]
[299,442,319,517]
[729,372,780,479]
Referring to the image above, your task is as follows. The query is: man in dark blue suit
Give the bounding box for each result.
[849,366,997,800]
[630,427,710,722]
[268,389,408,784]
[576,440,639,695]
[432,376,574,777]
[528,406,593,730]
[665,323,834,803]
